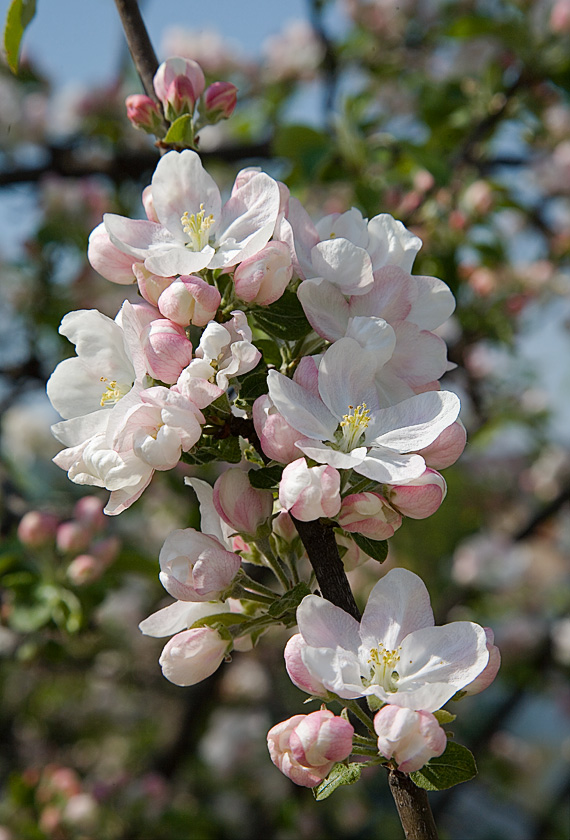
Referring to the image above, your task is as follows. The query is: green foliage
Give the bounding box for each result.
[248,464,284,490]
[349,533,389,563]
[410,742,477,791]
[163,114,195,147]
[266,582,311,621]
[251,290,313,341]
[3,0,36,74]
[313,763,362,800]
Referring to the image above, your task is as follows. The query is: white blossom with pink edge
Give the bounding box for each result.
[385,469,447,520]
[267,710,354,788]
[158,527,241,602]
[338,491,402,540]
[373,706,447,773]
[159,626,230,687]
[233,241,293,305]
[291,568,490,711]
[267,337,460,484]
[462,628,501,696]
[103,150,281,278]
[213,468,274,536]
[278,458,341,521]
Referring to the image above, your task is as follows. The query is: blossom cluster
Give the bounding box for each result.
[45,56,498,788]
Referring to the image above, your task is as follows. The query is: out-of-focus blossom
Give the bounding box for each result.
[374,706,447,773]
[17,511,59,548]
[213,468,273,536]
[56,521,91,554]
[262,20,325,82]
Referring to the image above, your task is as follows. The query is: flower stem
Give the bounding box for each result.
[257,536,291,591]
[238,573,279,599]
[345,700,376,735]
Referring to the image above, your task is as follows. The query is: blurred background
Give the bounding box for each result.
[1,0,569,837]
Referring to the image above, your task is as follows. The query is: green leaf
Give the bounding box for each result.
[254,339,282,367]
[235,368,268,402]
[349,533,389,563]
[163,114,195,147]
[182,434,242,466]
[190,612,249,630]
[4,0,36,74]
[410,741,477,791]
[313,763,362,800]
[252,291,312,341]
[267,582,311,620]
[274,125,331,181]
[248,464,283,490]
[433,709,457,725]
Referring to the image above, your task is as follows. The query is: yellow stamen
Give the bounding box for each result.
[100,377,131,407]
[181,203,215,251]
[338,403,371,451]
[367,643,402,693]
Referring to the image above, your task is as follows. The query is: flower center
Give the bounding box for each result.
[366,643,402,693]
[181,204,215,251]
[337,403,370,452]
[99,377,132,407]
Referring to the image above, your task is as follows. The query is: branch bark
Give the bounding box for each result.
[389,769,439,840]
[113,0,161,101]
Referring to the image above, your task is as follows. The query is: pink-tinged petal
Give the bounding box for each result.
[158,275,221,327]
[139,599,229,637]
[279,459,341,521]
[295,440,368,470]
[318,338,381,419]
[360,568,434,652]
[290,710,354,766]
[355,449,426,484]
[104,214,179,256]
[151,149,221,235]
[252,395,302,464]
[367,391,460,453]
[267,370,337,440]
[145,243,215,277]
[297,595,361,651]
[293,357,319,396]
[338,492,402,540]
[87,223,137,284]
[287,196,320,279]
[284,634,328,697]
[310,239,374,294]
[159,627,228,686]
[374,707,447,773]
[350,266,414,323]
[366,214,422,273]
[345,317,397,369]
[463,628,501,695]
[103,470,154,515]
[386,469,447,519]
[184,476,234,547]
[153,57,205,107]
[408,275,456,330]
[417,421,467,469]
[301,646,364,699]
[297,278,349,341]
[388,321,448,388]
[391,622,490,712]
[211,172,281,268]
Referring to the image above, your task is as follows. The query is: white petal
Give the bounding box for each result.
[355,449,426,483]
[408,275,456,330]
[297,278,349,341]
[345,317,396,369]
[298,595,361,651]
[366,214,422,273]
[151,150,222,236]
[184,477,234,547]
[295,439,368,470]
[359,568,434,652]
[367,391,460,452]
[301,646,364,699]
[139,600,228,637]
[318,338,380,419]
[267,370,337,440]
[310,239,374,294]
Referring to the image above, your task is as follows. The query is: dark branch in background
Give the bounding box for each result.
[307,0,339,128]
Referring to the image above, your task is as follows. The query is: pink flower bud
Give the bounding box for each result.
[125,94,163,134]
[550,0,570,32]
[158,275,221,327]
[67,554,104,585]
[17,511,58,547]
[272,511,298,543]
[233,242,293,305]
[159,528,241,601]
[133,264,174,307]
[253,395,301,464]
[87,223,137,285]
[91,536,121,566]
[203,81,238,122]
[279,459,341,521]
[153,57,205,116]
[284,634,328,697]
[267,710,354,788]
[141,319,194,384]
[338,492,402,540]
[73,496,106,532]
[213,468,273,536]
[56,521,91,554]
[159,626,228,686]
[417,421,466,469]
[374,706,447,774]
[385,469,447,519]
[463,628,501,695]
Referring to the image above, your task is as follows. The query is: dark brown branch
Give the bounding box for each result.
[290,516,361,621]
[389,770,439,840]
[113,0,161,102]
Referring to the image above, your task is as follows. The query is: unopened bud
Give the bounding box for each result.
[125,94,163,134]
[202,81,238,122]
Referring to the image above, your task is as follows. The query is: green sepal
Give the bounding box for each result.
[248,464,283,490]
[163,114,195,147]
[313,763,362,801]
[251,291,312,341]
[267,582,311,621]
[433,709,457,725]
[349,533,389,563]
[409,741,477,791]
[189,613,247,637]
[4,0,36,74]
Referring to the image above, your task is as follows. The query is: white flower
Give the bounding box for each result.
[291,567,490,711]
[267,337,459,484]
[103,150,281,277]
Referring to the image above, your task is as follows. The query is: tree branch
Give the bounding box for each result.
[389,769,439,840]
[113,0,161,101]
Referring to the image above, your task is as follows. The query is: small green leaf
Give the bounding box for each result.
[163,114,194,146]
[248,464,283,490]
[267,582,311,619]
[236,368,268,402]
[190,612,249,630]
[4,0,36,74]
[252,291,312,341]
[349,533,389,563]
[313,763,362,800]
[433,709,457,725]
[410,741,477,791]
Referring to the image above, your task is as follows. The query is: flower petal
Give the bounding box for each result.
[359,568,434,652]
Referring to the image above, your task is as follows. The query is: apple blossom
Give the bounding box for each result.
[213,468,273,536]
[103,150,281,278]
[267,710,354,788]
[158,527,241,602]
[284,634,328,698]
[87,223,137,285]
[153,57,205,119]
[385,469,447,520]
[157,275,221,327]
[125,94,163,134]
[233,241,293,305]
[278,458,341,521]
[267,337,460,484]
[140,319,194,384]
[417,420,467,470]
[17,511,58,547]
[373,706,447,773]
[180,311,261,391]
[66,554,105,586]
[291,567,490,711]
[159,626,229,687]
[134,265,174,307]
[252,394,302,464]
[338,492,402,540]
[56,521,91,554]
[202,81,238,122]
[462,628,501,696]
